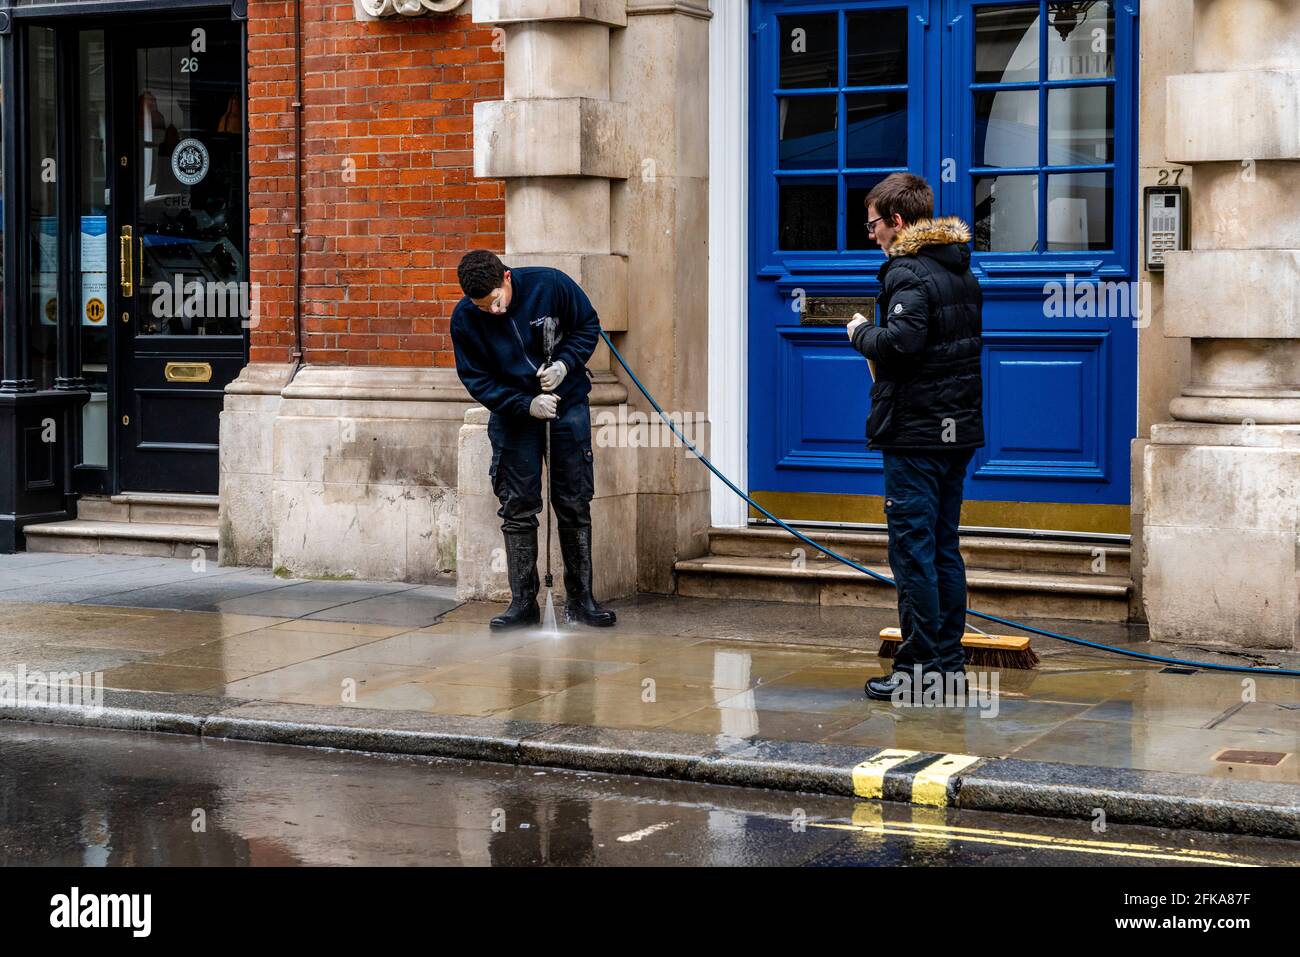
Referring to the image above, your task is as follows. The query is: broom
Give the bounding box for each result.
[877,622,1040,670]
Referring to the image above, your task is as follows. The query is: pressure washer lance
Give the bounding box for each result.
[540,316,561,634]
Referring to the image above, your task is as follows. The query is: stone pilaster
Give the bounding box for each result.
[1143,0,1300,649]
[1130,0,1195,622]
[219,363,293,567]
[472,0,630,345]
[614,0,712,593]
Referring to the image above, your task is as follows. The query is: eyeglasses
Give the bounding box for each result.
[864,216,885,235]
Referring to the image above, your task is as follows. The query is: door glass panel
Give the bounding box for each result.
[974,89,1038,167]
[80,30,109,467]
[28,26,57,390]
[1047,85,1113,165]
[779,181,837,250]
[136,25,245,336]
[845,93,908,167]
[846,8,907,86]
[972,3,1117,256]
[768,7,911,254]
[1047,171,1111,250]
[778,13,837,89]
[778,96,837,169]
[974,174,1038,252]
[975,4,1039,84]
[1048,0,1113,80]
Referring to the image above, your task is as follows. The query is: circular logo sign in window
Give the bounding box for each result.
[171,138,210,186]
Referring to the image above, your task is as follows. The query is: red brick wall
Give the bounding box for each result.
[246,1,504,367]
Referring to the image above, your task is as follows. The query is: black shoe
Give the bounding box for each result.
[559,526,616,627]
[865,671,913,702]
[490,530,540,631]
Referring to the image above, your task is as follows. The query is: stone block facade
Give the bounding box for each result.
[1142,0,1300,649]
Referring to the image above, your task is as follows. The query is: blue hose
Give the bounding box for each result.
[600,330,1300,678]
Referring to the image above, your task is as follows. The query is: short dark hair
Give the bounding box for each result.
[865,173,934,227]
[457,250,507,299]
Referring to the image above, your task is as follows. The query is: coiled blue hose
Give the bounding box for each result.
[600,330,1300,678]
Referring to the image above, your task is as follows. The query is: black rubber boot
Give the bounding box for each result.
[490,530,540,631]
[865,671,914,702]
[559,526,616,627]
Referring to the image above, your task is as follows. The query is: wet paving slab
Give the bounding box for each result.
[2,721,1296,867]
[0,553,457,623]
[823,698,1095,757]
[0,554,1297,788]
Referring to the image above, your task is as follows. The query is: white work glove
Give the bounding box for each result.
[529,393,559,420]
[537,360,567,393]
[846,313,869,339]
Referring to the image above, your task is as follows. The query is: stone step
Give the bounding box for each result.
[673,554,1132,622]
[77,493,219,527]
[24,520,219,560]
[707,526,1130,577]
[74,497,130,522]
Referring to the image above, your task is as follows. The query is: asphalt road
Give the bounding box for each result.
[1,721,1296,867]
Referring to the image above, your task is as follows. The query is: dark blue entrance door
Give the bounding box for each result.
[748,0,1138,533]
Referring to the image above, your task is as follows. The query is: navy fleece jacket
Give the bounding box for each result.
[449,266,601,420]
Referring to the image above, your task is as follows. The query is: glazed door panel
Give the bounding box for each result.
[112,17,247,494]
[748,0,1138,530]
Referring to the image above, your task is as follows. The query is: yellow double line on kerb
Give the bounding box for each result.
[810,808,1258,867]
[852,750,982,806]
[846,753,1260,866]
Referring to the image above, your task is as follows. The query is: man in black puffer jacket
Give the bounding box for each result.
[847,173,984,701]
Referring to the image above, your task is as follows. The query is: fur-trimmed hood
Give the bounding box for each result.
[888,216,972,258]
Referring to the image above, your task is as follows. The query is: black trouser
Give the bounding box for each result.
[488,399,595,533]
[882,448,976,675]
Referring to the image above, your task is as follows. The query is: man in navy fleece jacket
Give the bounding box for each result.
[450,250,617,631]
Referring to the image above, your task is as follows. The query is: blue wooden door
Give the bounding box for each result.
[748,0,1138,533]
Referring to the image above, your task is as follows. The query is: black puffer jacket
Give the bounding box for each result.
[851,217,984,452]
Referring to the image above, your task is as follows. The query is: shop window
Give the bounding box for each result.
[28,26,57,390]
[80,30,108,467]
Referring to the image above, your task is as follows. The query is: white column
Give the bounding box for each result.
[707,0,748,528]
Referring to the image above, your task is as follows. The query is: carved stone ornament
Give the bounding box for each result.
[354,0,468,20]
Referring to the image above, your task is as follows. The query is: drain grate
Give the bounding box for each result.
[1159,666,1198,675]
[1213,749,1290,767]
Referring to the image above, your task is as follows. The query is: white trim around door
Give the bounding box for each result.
[707,0,749,528]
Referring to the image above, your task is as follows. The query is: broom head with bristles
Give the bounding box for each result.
[877,626,1040,670]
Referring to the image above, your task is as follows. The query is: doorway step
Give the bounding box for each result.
[24,493,219,560]
[674,525,1133,623]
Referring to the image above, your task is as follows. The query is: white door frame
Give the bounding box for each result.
[708,0,749,528]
